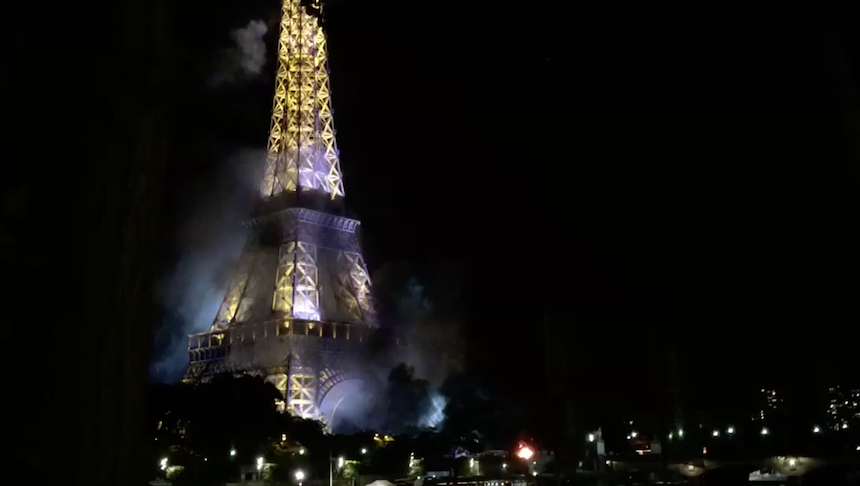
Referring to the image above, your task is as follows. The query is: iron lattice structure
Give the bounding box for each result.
[184,0,380,422]
[261,0,343,199]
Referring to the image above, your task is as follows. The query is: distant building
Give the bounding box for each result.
[755,388,783,421]
[826,386,859,431]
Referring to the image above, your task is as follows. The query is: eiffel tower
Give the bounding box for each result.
[185,0,380,423]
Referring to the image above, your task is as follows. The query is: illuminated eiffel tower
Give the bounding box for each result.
[185,0,379,422]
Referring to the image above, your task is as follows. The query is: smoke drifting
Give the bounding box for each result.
[210,19,269,86]
[150,149,264,382]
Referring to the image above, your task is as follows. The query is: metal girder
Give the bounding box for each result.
[185,0,383,427]
[261,0,344,198]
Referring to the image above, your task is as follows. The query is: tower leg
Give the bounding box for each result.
[266,373,289,413]
[287,354,319,419]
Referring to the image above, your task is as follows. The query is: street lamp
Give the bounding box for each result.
[338,457,344,469]
[761,427,769,436]
[257,457,264,471]
[361,448,367,455]
[295,470,305,482]
[299,448,306,455]
[678,429,684,438]
[230,449,237,457]
[813,426,821,434]
[712,430,720,437]
[587,433,595,443]
[727,426,735,435]
[159,457,168,471]
[630,431,638,438]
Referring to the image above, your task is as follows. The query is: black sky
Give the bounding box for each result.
[12,0,859,480]
[158,0,860,412]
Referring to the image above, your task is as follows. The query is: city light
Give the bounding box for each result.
[626,435,631,440]
[788,458,797,468]
[361,448,367,455]
[282,434,287,442]
[159,457,168,471]
[630,431,638,438]
[678,429,684,438]
[842,423,849,430]
[532,472,537,477]
[587,433,595,443]
[516,445,534,460]
[299,448,306,455]
[712,430,720,437]
[338,457,344,469]
[727,426,735,435]
[761,427,769,436]
[257,457,264,471]
[687,464,695,472]
[668,432,673,439]
[502,463,507,469]
[230,449,236,457]
[813,426,821,434]
[295,470,305,481]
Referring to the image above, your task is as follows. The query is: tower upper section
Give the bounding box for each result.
[260,0,344,199]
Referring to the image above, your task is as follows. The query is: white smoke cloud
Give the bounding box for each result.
[210,19,268,86]
[150,149,265,382]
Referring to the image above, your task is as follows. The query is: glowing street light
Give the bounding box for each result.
[159,457,168,471]
[295,470,305,482]
[842,423,849,430]
[727,426,735,435]
[668,432,673,440]
[338,457,345,469]
[712,430,720,437]
[532,472,537,477]
[678,429,684,438]
[299,448,306,455]
[630,431,638,438]
[361,448,367,455]
[813,426,821,434]
[761,427,769,436]
[230,449,237,457]
[257,457,264,471]
[587,433,595,443]
[788,458,797,468]
[502,463,507,469]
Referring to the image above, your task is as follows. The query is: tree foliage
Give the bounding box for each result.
[147,373,327,484]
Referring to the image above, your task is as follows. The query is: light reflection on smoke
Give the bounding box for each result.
[420,392,447,429]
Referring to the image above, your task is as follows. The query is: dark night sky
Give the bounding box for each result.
[158,0,859,414]
[9,0,858,480]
